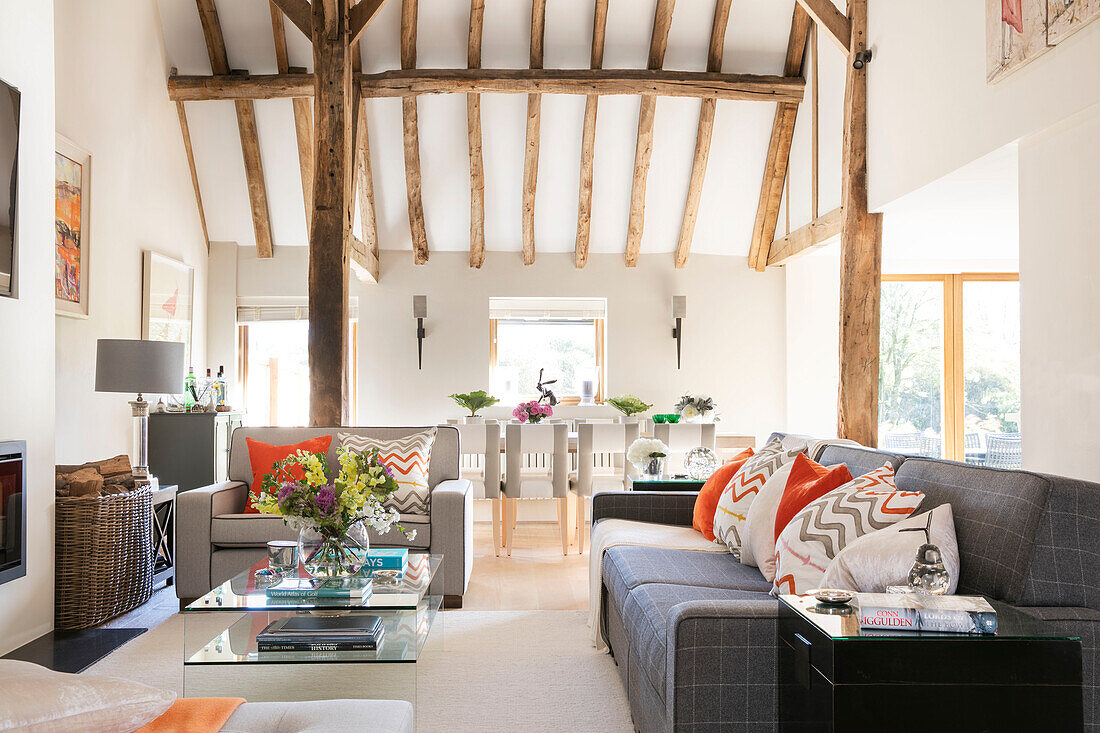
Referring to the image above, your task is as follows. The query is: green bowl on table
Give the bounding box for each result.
[652,413,681,424]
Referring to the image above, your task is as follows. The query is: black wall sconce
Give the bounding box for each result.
[413,295,427,370]
[672,296,686,369]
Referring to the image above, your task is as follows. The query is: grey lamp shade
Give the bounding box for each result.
[95,339,186,395]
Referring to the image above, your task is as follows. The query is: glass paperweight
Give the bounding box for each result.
[907,543,951,595]
[684,447,719,480]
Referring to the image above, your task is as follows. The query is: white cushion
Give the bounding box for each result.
[0,659,175,732]
[738,461,795,577]
[773,465,925,595]
[339,428,436,515]
[822,504,960,594]
[712,439,803,558]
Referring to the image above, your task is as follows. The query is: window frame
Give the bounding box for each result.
[881,272,1019,460]
[489,316,606,406]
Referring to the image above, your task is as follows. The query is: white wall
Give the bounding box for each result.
[784,251,840,437]
[54,0,208,462]
[0,1,56,652]
[1018,104,1100,481]
[868,1,1100,210]
[231,249,788,445]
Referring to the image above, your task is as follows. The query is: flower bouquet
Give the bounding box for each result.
[254,447,415,579]
[627,437,671,480]
[513,400,553,424]
[674,393,719,422]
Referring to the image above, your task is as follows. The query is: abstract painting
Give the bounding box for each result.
[987,0,1100,82]
[142,251,194,373]
[55,135,91,316]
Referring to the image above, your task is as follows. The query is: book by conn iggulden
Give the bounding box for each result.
[856,593,998,634]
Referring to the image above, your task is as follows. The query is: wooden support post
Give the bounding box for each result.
[401,0,429,264]
[837,0,882,447]
[174,100,210,250]
[308,0,354,426]
[349,0,387,43]
[522,0,547,266]
[270,4,316,232]
[467,0,486,268]
[674,0,732,269]
[746,5,810,271]
[574,0,609,269]
[195,0,275,259]
[625,0,676,268]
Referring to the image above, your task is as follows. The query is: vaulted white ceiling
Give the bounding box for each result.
[157,0,846,259]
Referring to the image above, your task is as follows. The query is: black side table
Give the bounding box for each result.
[150,484,177,587]
[777,594,1083,732]
[626,477,704,492]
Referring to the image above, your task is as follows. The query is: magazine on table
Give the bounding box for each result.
[856,593,998,634]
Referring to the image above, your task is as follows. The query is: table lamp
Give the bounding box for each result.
[95,339,185,485]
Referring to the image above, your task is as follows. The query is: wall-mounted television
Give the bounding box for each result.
[0,76,20,298]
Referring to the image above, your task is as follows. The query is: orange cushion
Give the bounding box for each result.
[772,453,853,541]
[243,435,333,514]
[692,448,754,541]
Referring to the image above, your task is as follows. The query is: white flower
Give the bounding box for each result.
[627,438,670,467]
[681,404,700,419]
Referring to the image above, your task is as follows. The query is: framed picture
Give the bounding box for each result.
[55,135,91,317]
[0,76,19,299]
[142,250,194,374]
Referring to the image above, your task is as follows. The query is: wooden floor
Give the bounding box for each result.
[463,521,590,611]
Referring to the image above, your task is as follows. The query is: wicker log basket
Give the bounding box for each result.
[55,485,153,630]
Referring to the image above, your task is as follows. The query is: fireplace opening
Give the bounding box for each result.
[0,440,26,585]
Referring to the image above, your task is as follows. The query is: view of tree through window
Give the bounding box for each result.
[493,320,598,399]
[878,275,1020,466]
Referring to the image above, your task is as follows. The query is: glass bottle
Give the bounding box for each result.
[183,367,197,409]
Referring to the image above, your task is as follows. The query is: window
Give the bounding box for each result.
[238,301,358,426]
[489,298,606,404]
[879,274,1020,466]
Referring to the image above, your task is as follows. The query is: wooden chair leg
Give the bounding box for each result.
[557,497,569,556]
[491,497,501,558]
[505,497,515,557]
[576,493,586,555]
[512,498,518,530]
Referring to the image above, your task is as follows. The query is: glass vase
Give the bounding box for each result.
[638,456,666,481]
[298,523,370,580]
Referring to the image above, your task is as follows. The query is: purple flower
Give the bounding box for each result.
[314,485,337,514]
[382,463,394,479]
[276,482,298,506]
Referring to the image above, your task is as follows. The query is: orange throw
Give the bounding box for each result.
[136,698,246,733]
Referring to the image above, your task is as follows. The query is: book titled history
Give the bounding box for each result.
[856,593,998,634]
[362,548,409,573]
[257,628,385,653]
[256,614,385,651]
[265,577,373,599]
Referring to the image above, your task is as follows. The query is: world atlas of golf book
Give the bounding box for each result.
[265,577,373,599]
[856,593,998,634]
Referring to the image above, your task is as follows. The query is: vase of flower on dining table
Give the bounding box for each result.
[628,437,670,481]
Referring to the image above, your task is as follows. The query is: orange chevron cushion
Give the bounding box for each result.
[339,429,437,515]
[243,435,333,514]
[772,464,925,595]
[692,449,754,541]
[712,440,805,556]
[772,454,853,542]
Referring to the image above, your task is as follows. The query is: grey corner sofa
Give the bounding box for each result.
[592,434,1099,733]
[176,426,473,607]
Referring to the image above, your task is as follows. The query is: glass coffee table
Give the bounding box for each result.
[182,553,443,706]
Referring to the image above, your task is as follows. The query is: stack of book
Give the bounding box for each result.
[257,614,385,652]
[265,577,373,601]
[857,593,998,634]
[362,548,409,576]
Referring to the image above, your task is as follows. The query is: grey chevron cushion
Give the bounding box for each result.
[339,428,437,515]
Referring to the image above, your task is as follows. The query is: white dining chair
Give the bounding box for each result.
[570,421,640,554]
[653,422,717,474]
[503,422,570,556]
[451,421,503,556]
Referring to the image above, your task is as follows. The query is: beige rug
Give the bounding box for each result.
[87,610,634,732]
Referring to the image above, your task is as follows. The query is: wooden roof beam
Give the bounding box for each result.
[174,99,210,250]
[674,0,732,269]
[350,0,388,43]
[574,0,609,269]
[522,0,547,266]
[168,69,805,103]
[269,0,311,38]
[350,235,379,283]
[625,0,676,268]
[795,0,850,54]
[195,0,275,258]
[270,4,315,232]
[766,206,842,266]
[352,45,380,279]
[746,4,811,271]
[401,0,429,264]
[467,0,486,268]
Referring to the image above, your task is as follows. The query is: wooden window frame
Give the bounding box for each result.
[489,317,607,405]
[882,273,1019,461]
